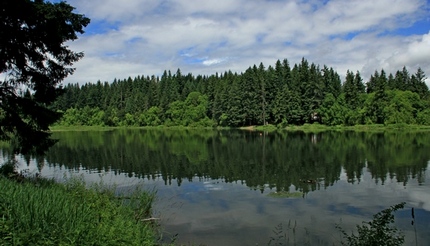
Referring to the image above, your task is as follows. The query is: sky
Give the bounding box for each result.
[55,0,430,85]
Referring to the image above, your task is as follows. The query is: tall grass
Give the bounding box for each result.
[0,175,158,245]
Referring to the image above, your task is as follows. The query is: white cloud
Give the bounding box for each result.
[60,0,430,85]
[203,58,227,66]
[66,57,148,84]
[389,32,430,68]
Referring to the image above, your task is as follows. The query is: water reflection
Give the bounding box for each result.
[8,130,428,189]
[1,129,429,245]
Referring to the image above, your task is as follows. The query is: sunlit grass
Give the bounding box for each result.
[50,125,218,132]
[284,123,430,132]
[50,123,430,133]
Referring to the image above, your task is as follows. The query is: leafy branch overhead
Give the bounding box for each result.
[0,0,90,154]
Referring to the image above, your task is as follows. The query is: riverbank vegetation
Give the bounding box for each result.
[0,164,160,245]
[51,59,429,128]
[336,203,407,246]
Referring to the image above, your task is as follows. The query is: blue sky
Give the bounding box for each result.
[55,0,430,85]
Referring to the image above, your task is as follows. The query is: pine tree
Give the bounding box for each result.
[410,68,428,98]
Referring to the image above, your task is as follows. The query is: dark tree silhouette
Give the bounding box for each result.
[0,0,89,154]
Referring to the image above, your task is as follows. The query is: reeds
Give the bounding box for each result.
[0,175,157,245]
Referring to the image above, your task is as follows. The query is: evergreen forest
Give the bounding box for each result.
[51,58,430,127]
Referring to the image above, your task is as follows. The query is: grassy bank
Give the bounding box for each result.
[285,123,430,132]
[0,174,159,245]
[240,123,430,132]
[49,125,217,132]
[49,123,430,133]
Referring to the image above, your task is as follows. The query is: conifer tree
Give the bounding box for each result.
[1,0,89,154]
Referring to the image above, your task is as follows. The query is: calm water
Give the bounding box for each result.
[2,129,430,245]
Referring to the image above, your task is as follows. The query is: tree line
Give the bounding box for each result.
[51,58,430,127]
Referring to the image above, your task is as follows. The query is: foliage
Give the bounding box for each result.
[59,107,105,126]
[416,108,430,125]
[0,159,16,177]
[384,90,419,125]
[166,91,214,127]
[138,106,162,126]
[318,93,348,126]
[0,175,158,245]
[0,0,90,154]
[336,203,406,246]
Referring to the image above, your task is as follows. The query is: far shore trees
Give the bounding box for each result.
[53,59,429,128]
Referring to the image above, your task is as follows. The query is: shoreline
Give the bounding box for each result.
[50,123,430,132]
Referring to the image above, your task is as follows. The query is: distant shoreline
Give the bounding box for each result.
[49,123,430,132]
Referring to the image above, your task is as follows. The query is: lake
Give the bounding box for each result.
[2,129,430,245]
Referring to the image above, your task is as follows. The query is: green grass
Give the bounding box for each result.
[284,123,430,132]
[0,175,159,245]
[50,125,218,132]
[50,123,430,133]
[254,124,278,131]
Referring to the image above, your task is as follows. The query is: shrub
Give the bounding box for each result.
[336,203,406,246]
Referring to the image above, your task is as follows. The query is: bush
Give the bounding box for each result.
[0,159,16,177]
[336,203,406,246]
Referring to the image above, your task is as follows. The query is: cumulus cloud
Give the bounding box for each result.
[389,32,430,68]
[61,0,430,85]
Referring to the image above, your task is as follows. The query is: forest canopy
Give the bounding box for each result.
[53,58,429,128]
